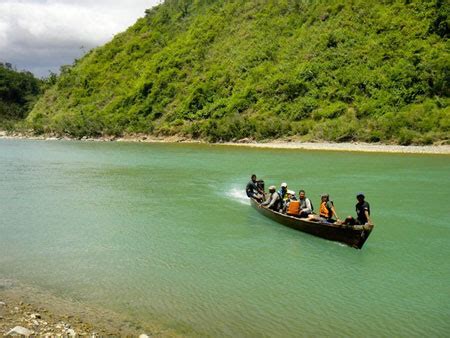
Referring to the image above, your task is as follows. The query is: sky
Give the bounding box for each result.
[0,0,161,77]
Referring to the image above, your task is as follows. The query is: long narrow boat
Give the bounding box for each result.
[250,198,374,249]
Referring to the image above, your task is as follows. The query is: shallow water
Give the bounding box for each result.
[1,139,449,337]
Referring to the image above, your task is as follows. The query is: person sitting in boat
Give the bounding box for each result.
[277,182,289,209]
[284,190,298,214]
[286,190,301,215]
[344,193,372,225]
[261,185,282,211]
[355,193,371,225]
[278,182,288,200]
[287,190,297,201]
[319,193,339,223]
[246,174,263,202]
[298,190,313,218]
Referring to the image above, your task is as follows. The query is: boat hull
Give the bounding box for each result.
[250,198,374,249]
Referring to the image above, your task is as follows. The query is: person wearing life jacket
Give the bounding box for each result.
[288,190,297,201]
[261,185,282,211]
[286,190,300,215]
[298,190,313,218]
[319,193,339,223]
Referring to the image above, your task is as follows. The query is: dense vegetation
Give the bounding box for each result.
[0,63,43,128]
[29,0,449,144]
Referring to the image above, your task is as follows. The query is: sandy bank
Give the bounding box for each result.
[1,131,449,154]
[221,140,450,154]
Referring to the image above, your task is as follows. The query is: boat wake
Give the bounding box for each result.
[225,187,250,205]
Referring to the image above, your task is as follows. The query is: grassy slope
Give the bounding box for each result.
[29,0,449,144]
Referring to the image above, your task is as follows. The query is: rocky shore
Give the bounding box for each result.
[0,299,97,337]
[0,280,177,337]
[1,130,449,154]
[0,297,173,337]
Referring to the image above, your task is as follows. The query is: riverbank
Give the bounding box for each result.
[1,131,449,154]
[0,280,178,337]
[0,296,97,337]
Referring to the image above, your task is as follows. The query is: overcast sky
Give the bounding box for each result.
[0,0,161,77]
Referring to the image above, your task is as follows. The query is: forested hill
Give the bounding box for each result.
[0,63,42,125]
[29,0,449,144]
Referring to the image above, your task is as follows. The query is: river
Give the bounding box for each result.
[1,139,449,337]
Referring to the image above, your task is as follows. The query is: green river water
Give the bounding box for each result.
[1,139,449,337]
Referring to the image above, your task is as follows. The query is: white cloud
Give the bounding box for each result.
[0,0,160,77]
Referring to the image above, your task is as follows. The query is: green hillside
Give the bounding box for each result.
[0,63,42,128]
[29,0,449,144]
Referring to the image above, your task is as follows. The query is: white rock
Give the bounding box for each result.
[0,301,6,306]
[30,313,41,319]
[67,328,76,336]
[139,334,150,338]
[6,326,33,336]
[31,319,40,326]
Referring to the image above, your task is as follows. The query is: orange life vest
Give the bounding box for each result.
[320,201,330,218]
[287,201,300,215]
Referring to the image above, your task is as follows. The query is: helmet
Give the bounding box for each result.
[281,182,287,188]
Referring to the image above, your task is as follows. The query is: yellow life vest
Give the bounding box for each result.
[287,201,300,215]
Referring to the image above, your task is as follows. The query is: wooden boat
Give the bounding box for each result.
[250,198,374,249]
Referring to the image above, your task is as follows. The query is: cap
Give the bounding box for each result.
[356,192,365,198]
[321,193,329,198]
[269,185,276,191]
[281,182,287,188]
[287,190,295,195]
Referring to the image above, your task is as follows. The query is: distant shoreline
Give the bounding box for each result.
[1,131,449,154]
